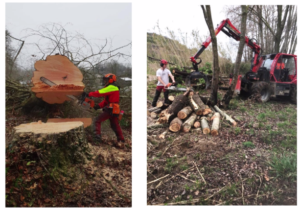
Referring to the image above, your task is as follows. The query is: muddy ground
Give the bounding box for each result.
[147,80,297,205]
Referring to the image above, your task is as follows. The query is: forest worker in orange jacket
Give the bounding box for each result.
[86,73,124,146]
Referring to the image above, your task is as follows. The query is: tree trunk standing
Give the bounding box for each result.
[222,5,248,106]
[257,5,264,53]
[274,5,290,53]
[201,5,220,105]
[280,6,294,53]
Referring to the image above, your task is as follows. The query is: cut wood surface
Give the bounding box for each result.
[202,108,212,115]
[200,117,210,134]
[211,113,221,136]
[169,117,183,132]
[158,108,176,124]
[14,121,84,134]
[150,112,158,119]
[156,101,164,108]
[182,113,197,132]
[47,118,92,128]
[31,55,85,104]
[168,96,175,102]
[159,130,168,139]
[177,106,193,119]
[214,105,237,126]
[193,121,201,128]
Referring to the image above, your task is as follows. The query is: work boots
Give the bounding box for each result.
[151,90,161,107]
[93,133,102,143]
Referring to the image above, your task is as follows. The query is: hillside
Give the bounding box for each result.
[147,33,234,76]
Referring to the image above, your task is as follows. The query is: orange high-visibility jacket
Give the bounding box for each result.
[88,85,119,108]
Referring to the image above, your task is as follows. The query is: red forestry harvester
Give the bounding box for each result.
[190,19,297,103]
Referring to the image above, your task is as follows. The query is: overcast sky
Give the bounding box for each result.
[6,3,132,69]
[146,4,239,61]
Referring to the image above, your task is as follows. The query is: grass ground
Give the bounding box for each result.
[147,80,297,205]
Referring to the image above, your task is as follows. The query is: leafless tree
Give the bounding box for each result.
[201,5,220,105]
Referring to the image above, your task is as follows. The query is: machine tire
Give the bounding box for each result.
[250,81,271,103]
[290,84,297,104]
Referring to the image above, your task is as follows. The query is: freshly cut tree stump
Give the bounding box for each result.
[201,117,210,134]
[168,95,175,102]
[47,118,92,128]
[31,55,85,104]
[169,117,183,132]
[167,88,190,115]
[214,105,237,126]
[182,113,197,132]
[177,106,193,120]
[211,113,221,136]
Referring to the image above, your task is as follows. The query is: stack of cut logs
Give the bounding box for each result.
[148,88,237,136]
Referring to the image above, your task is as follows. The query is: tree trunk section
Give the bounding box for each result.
[31,55,85,104]
[193,121,201,128]
[169,117,183,132]
[211,113,220,136]
[200,117,210,134]
[182,113,197,132]
[168,95,175,102]
[156,101,164,108]
[214,105,237,126]
[167,89,190,115]
[158,108,176,124]
[177,106,193,120]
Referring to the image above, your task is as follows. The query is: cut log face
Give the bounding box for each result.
[150,112,158,119]
[182,113,197,132]
[168,96,175,102]
[47,118,92,128]
[169,117,183,132]
[31,55,85,104]
[177,106,193,119]
[211,113,220,136]
[156,101,164,108]
[193,121,201,128]
[14,121,84,134]
[200,117,210,134]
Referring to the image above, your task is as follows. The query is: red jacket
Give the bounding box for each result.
[88,85,119,108]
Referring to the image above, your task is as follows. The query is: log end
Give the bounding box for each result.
[169,124,181,132]
[211,130,218,136]
[182,126,191,133]
[193,121,201,128]
[203,128,210,135]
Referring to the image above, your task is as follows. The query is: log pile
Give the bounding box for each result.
[148,91,238,135]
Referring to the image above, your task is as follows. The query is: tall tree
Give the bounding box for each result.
[222,5,248,105]
[201,5,220,105]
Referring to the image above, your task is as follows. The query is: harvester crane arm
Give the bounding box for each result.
[191,19,261,72]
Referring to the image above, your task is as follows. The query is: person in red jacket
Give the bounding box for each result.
[87,73,124,146]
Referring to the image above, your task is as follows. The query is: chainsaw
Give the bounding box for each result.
[165,82,189,92]
[40,77,95,110]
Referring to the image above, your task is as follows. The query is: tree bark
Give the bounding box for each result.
[167,88,190,115]
[201,5,220,105]
[214,105,237,126]
[200,117,210,134]
[274,5,290,53]
[211,113,221,136]
[222,5,248,106]
[189,92,206,115]
[177,106,193,120]
[169,117,183,132]
[182,113,197,133]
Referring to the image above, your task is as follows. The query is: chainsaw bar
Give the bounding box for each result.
[167,86,189,92]
[40,77,78,101]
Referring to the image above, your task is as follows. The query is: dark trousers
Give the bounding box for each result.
[95,111,124,141]
[152,86,170,107]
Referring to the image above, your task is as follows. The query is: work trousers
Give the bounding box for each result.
[152,86,170,107]
[94,111,124,141]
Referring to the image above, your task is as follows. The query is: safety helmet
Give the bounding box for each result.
[160,59,168,66]
[103,73,117,86]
